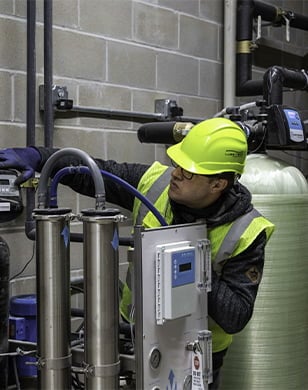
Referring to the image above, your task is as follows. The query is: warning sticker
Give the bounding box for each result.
[192,350,205,390]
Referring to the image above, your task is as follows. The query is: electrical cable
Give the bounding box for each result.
[49,166,168,226]
[12,357,21,390]
[9,241,35,280]
[71,285,84,294]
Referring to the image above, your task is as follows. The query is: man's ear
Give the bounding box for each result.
[210,178,228,193]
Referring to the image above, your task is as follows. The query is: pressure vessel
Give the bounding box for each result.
[221,153,308,390]
[0,237,10,389]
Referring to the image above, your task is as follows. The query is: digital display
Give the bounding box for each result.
[172,248,195,287]
[284,108,303,130]
[0,179,10,185]
[179,262,192,272]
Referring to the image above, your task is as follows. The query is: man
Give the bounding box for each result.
[0,117,274,389]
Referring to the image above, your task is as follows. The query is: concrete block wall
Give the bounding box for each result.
[0,0,306,293]
[0,0,225,291]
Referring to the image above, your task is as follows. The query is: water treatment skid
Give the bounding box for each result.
[13,147,213,390]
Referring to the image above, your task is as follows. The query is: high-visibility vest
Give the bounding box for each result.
[120,162,275,352]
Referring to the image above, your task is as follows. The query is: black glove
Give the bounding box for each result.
[0,147,41,185]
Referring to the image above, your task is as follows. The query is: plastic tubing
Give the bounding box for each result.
[49,166,168,226]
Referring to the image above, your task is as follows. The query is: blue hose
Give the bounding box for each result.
[49,166,168,226]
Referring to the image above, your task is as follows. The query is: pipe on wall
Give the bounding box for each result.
[25,0,37,238]
[236,0,308,97]
[43,0,54,148]
[263,66,308,105]
[236,0,263,96]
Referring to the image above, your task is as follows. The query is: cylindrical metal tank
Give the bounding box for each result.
[81,209,123,390]
[33,208,72,390]
[0,237,9,389]
[221,153,308,390]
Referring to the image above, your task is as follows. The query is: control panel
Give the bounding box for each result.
[0,170,23,222]
[155,241,196,324]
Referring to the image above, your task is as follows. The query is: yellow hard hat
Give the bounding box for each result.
[166,118,247,175]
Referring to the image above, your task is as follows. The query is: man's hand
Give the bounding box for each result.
[0,147,41,185]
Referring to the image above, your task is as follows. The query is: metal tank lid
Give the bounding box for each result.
[240,153,308,194]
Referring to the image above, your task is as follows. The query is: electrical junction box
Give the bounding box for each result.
[156,242,196,324]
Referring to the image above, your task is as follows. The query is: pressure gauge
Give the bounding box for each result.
[149,347,161,370]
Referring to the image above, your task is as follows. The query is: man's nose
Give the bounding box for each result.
[171,166,183,180]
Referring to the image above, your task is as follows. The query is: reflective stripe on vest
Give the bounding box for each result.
[213,208,261,275]
[136,166,173,226]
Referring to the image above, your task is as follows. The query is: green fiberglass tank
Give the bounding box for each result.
[221,153,308,390]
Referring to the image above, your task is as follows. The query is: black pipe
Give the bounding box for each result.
[254,1,308,31]
[236,0,308,97]
[254,1,280,22]
[25,0,37,239]
[236,0,263,96]
[26,1,36,148]
[54,104,203,124]
[263,66,308,105]
[25,0,53,238]
[0,237,10,389]
[44,0,53,148]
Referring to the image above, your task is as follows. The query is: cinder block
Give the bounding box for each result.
[106,130,155,163]
[200,0,223,23]
[158,0,199,16]
[178,95,220,119]
[0,19,26,71]
[108,42,156,88]
[157,52,198,94]
[200,60,222,99]
[0,0,14,15]
[0,124,27,146]
[80,0,132,39]
[0,72,12,120]
[78,83,132,129]
[179,14,218,59]
[52,29,106,81]
[133,2,178,49]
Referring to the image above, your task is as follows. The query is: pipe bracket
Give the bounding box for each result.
[83,360,121,377]
[38,354,72,370]
[236,40,257,54]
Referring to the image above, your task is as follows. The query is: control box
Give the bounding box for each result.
[266,105,307,150]
[0,170,23,222]
[156,241,196,324]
